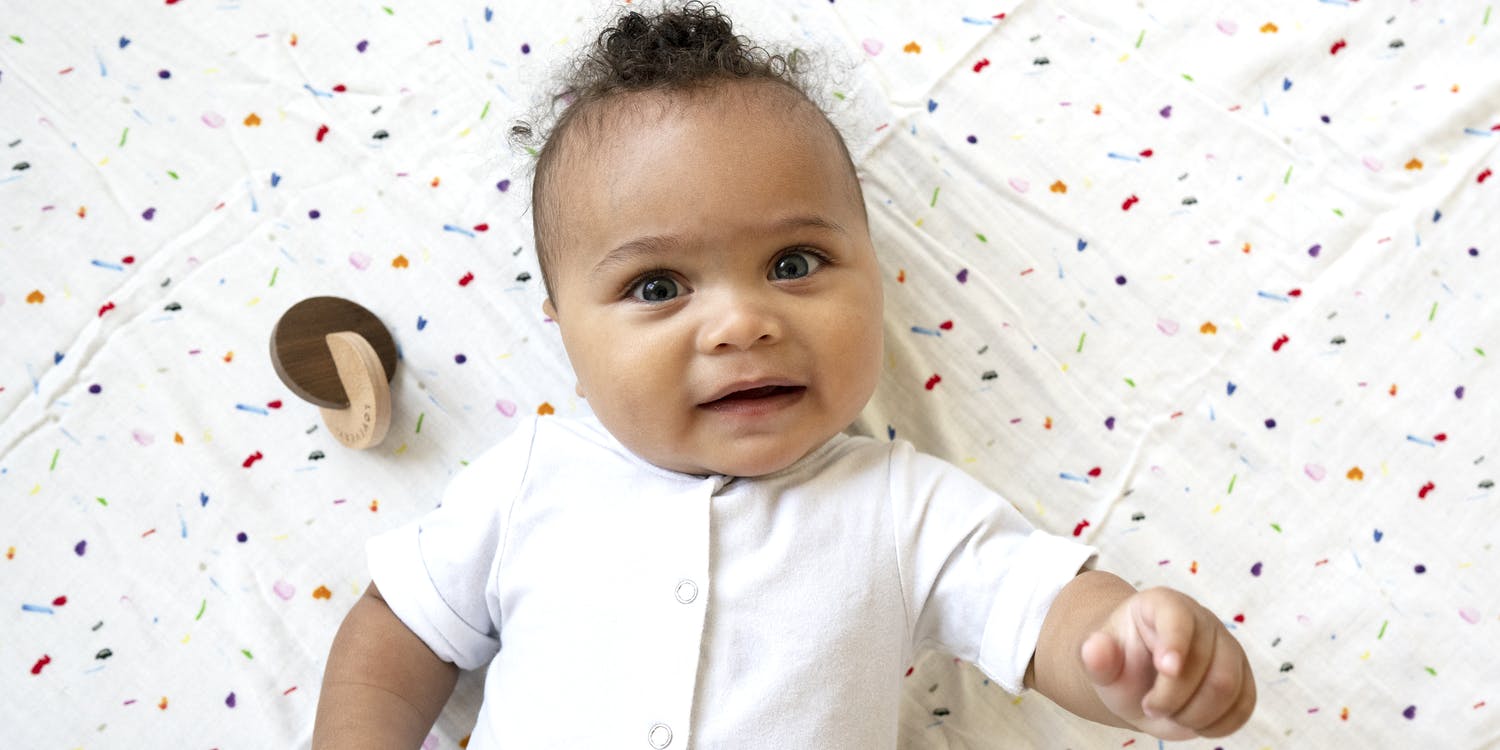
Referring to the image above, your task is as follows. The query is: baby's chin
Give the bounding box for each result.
[635,438,822,479]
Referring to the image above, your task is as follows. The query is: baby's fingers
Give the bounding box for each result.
[1137,591,1214,719]
[1163,627,1255,735]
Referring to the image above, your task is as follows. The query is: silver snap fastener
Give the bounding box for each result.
[648,722,673,748]
[674,579,698,604]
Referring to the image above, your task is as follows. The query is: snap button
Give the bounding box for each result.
[648,722,673,748]
[674,579,698,604]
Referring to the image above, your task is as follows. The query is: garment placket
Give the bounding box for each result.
[642,474,722,749]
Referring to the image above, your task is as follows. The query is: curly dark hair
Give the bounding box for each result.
[511,1,862,302]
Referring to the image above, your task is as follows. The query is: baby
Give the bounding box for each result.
[312,3,1255,748]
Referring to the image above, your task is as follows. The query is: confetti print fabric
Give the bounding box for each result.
[1,1,1496,748]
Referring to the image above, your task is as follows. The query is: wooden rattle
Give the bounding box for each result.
[269,296,398,450]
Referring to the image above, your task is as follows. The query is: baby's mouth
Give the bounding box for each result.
[701,385,805,407]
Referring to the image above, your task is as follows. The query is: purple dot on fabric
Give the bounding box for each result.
[356,40,369,53]
[956,268,969,284]
[309,209,321,219]
[1308,244,1322,258]
[1251,562,1263,577]
[142,207,156,221]
[455,353,467,364]
[1105,416,1116,430]
[1265,418,1277,429]
[1320,114,1331,123]
[966,135,977,144]
[1414,564,1426,574]
[158,69,171,79]
[75,540,87,556]
[521,43,531,54]
[1159,105,1173,118]
[1403,705,1417,720]
[496,179,511,192]
[1115,275,1127,285]
[1455,386,1465,399]
[226,692,237,708]
[236,532,248,543]
[1470,247,1480,257]
[89,384,102,394]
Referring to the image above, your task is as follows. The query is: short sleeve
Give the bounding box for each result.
[366,418,538,670]
[889,441,1097,694]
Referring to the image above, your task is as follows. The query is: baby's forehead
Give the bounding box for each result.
[533,79,865,277]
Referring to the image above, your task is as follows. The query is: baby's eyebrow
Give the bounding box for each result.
[591,215,847,278]
[591,233,683,279]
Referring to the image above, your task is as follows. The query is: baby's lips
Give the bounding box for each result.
[699,377,803,404]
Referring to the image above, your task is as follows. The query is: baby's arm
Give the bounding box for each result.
[312,583,459,749]
[1024,571,1256,739]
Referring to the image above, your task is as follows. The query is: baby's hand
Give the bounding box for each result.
[1081,587,1256,739]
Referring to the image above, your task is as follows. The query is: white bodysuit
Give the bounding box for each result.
[367,415,1096,749]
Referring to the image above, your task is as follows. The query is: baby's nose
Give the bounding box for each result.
[697,291,783,352]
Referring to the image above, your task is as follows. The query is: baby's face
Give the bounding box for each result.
[542,83,883,477]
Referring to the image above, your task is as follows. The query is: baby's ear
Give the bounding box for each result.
[541,298,558,321]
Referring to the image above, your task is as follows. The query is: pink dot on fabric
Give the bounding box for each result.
[496,399,517,417]
[1459,608,1481,624]
[422,735,440,750]
[348,252,371,270]
[202,112,225,128]
[862,38,884,56]
[1304,464,1327,481]
[1156,319,1180,336]
[273,581,295,600]
[1362,156,1384,172]
[1008,178,1030,193]
[1216,19,1238,35]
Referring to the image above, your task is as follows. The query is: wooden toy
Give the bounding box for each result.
[269,296,397,449]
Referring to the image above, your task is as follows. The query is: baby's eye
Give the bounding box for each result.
[630,275,680,303]
[771,250,824,281]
